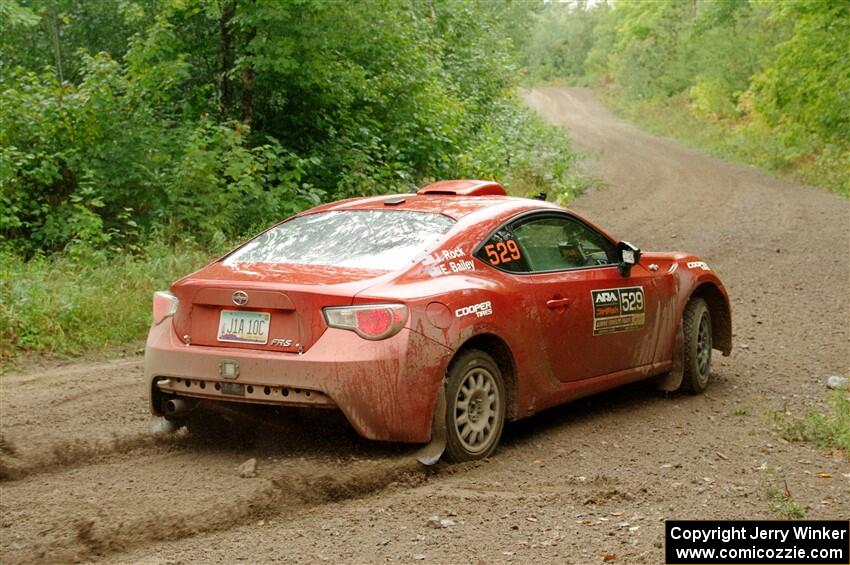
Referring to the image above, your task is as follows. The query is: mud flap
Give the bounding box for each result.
[415,383,446,466]
[657,325,685,393]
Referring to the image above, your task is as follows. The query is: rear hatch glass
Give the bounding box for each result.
[174,210,455,352]
[223,210,455,271]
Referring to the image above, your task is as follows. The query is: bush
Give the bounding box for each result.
[688,76,737,121]
[0,243,212,360]
[1,1,582,257]
[0,52,318,255]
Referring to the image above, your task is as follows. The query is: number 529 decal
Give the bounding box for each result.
[484,240,521,266]
[591,286,646,336]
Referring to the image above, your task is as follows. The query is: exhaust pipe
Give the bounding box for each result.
[163,397,193,416]
[152,397,197,435]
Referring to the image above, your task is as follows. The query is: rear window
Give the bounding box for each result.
[223,210,455,271]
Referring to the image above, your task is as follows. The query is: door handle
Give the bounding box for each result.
[546,298,571,309]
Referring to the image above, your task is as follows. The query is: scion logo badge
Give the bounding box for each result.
[232,291,249,306]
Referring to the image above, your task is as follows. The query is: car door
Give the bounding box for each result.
[478,212,660,382]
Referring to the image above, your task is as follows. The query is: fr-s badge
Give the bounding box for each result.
[270,338,293,347]
[591,286,646,336]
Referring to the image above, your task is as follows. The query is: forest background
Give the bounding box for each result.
[1,0,846,361]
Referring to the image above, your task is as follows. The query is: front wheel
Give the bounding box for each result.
[443,349,506,462]
[680,298,712,394]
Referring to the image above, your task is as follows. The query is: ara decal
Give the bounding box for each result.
[591,286,645,336]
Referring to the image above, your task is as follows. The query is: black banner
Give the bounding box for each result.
[665,520,849,564]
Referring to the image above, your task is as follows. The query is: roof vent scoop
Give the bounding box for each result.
[416,179,507,197]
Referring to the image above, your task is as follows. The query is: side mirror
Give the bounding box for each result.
[617,241,641,277]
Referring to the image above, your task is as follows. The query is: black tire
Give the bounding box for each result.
[443,349,506,462]
[680,298,712,394]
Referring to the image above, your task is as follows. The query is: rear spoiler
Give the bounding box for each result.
[417,179,506,197]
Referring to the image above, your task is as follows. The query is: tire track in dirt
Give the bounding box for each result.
[0,432,183,481]
[3,455,431,565]
[1,360,437,564]
[1,355,400,562]
[1,358,149,460]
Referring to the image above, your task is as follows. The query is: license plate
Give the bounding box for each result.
[220,382,245,396]
[217,310,270,345]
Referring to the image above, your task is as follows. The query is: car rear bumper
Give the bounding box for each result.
[144,319,453,443]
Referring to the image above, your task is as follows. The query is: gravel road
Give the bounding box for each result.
[1,86,848,565]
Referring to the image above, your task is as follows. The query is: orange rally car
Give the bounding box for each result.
[145,180,731,462]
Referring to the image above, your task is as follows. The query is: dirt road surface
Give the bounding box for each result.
[2,87,848,564]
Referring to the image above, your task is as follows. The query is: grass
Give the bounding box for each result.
[766,483,806,519]
[767,392,850,453]
[765,466,806,520]
[0,243,214,368]
[599,90,850,198]
[760,464,805,520]
[761,392,848,519]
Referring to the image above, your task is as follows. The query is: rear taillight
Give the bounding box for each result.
[323,304,408,340]
[152,291,178,325]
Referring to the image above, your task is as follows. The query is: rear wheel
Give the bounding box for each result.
[680,298,712,394]
[443,350,506,462]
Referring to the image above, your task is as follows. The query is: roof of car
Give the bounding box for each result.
[304,193,565,221]
[301,179,564,221]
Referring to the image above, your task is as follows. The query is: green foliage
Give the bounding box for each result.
[0,0,153,83]
[765,484,805,519]
[0,47,318,255]
[0,0,579,259]
[0,0,583,358]
[450,100,588,203]
[0,0,39,27]
[525,0,849,196]
[750,0,850,147]
[768,392,850,453]
[0,243,212,360]
[524,1,600,81]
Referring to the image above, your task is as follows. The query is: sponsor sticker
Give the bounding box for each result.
[455,301,493,319]
[591,286,645,336]
[482,239,522,266]
[423,246,475,277]
[687,261,710,271]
